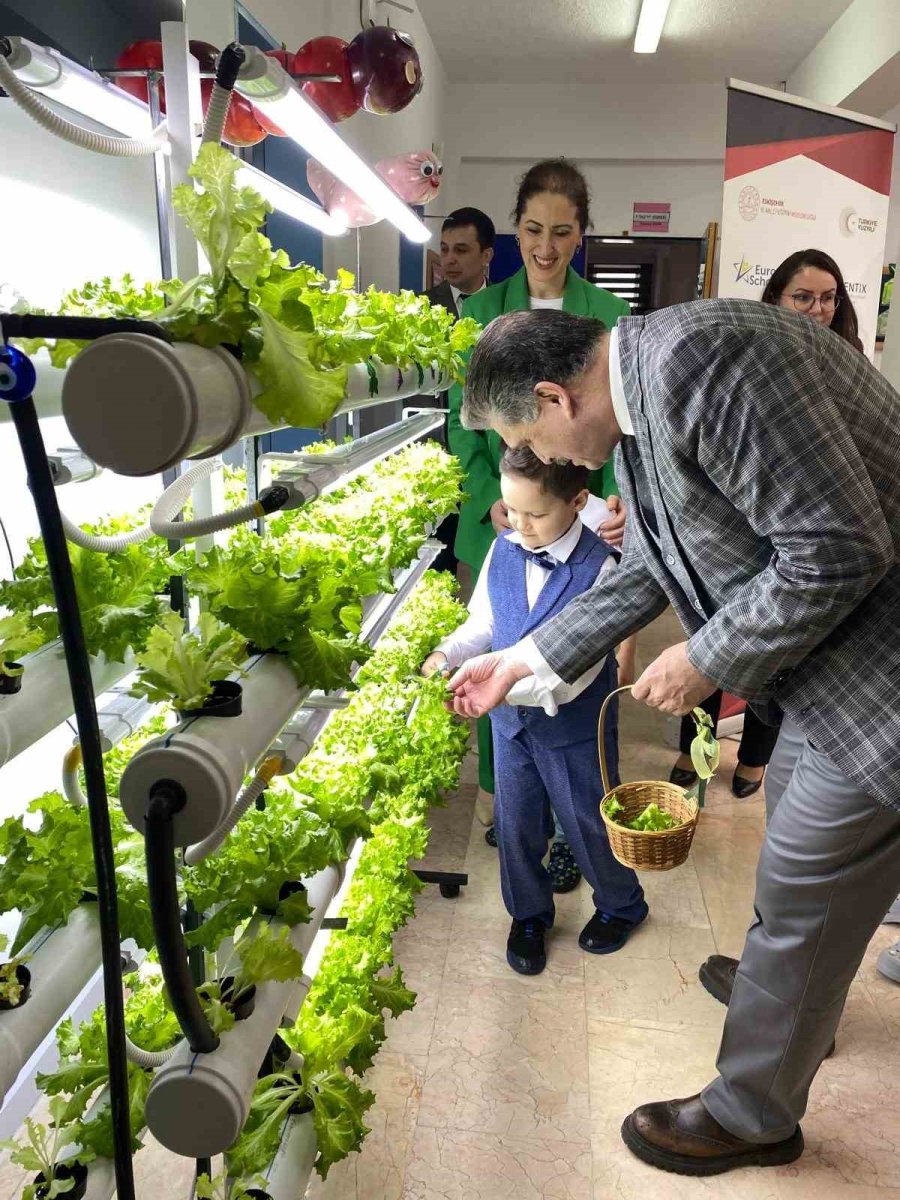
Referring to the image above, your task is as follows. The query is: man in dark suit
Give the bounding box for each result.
[421,207,495,574]
[445,301,900,1178]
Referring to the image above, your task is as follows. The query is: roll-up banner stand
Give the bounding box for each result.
[717,79,895,358]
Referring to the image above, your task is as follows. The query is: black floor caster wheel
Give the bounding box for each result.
[439,882,460,899]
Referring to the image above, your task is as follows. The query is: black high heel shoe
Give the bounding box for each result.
[670,764,698,788]
[732,769,764,798]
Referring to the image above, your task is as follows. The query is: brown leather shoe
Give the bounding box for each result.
[621,1094,804,1176]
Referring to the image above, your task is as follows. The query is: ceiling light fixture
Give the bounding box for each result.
[634,0,672,54]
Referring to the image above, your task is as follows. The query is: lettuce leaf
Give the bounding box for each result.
[130,610,247,712]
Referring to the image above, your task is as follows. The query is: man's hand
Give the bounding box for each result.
[599,495,626,547]
[448,653,532,718]
[489,498,511,534]
[632,641,714,715]
[421,651,449,678]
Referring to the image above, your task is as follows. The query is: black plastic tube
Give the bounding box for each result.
[0,313,171,343]
[216,42,246,90]
[7,396,136,1200]
[144,781,219,1054]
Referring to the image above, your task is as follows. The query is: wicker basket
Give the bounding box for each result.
[598,686,702,871]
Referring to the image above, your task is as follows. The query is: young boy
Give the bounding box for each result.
[422,447,648,975]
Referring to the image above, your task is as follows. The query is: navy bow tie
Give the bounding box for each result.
[520,547,557,570]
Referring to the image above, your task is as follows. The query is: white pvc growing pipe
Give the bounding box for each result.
[0,643,134,769]
[0,52,166,157]
[0,907,101,1106]
[150,458,266,540]
[260,1111,318,1200]
[144,871,340,1157]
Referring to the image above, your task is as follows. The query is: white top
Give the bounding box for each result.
[529,295,565,310]
[436,499,616,713]
[513,326,633,706]
[450,280,486,313]
[608,326,635,436]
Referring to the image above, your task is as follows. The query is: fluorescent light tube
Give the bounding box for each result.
[634,0,672,54]
[5,36,154,138]
[236,48,431,244]
[236,163,348,236]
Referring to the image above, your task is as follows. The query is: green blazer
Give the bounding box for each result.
[448,266,630,571]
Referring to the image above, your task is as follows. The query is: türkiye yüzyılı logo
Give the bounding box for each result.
[733,258,775,287]
[840,207,879,237]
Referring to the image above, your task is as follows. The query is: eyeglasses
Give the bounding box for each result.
[787,290,841,313]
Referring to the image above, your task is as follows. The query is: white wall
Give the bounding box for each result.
[0,107,162,310]
[440,81,726,243]
[787,0,900,115]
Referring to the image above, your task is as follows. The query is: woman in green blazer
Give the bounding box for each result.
[447,159,631,838]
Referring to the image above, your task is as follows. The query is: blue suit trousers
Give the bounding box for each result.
[493,726,646,927]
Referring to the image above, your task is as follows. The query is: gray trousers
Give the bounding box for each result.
[702,720,900,1142]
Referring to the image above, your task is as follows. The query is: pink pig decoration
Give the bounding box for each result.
[306,150,443,230]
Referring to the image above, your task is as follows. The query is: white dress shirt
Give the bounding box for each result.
[511,327,633,705]
[450,280,486,314]
[436,502,617,714]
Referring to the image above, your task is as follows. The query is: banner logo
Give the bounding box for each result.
[840,207,879,237]
[738,185,761,221]
[734,258,753,281]
[733,257,774,287]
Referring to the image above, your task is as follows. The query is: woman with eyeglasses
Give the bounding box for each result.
[670,247,863,799]
[761,247,863,350]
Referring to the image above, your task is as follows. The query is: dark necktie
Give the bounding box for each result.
[520,547,557,570]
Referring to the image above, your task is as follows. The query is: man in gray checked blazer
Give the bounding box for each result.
[447,299,900,1177]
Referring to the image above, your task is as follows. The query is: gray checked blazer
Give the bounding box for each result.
[532,299,900,808]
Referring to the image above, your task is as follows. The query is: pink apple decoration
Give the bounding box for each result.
[307,150,443,230]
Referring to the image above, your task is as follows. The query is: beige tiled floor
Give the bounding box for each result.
[3,614,900,1198]
[311,611,900,1200]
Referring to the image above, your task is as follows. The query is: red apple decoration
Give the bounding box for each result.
[346,26,423,116]
[292,36,360,123]
[115,39,267,147]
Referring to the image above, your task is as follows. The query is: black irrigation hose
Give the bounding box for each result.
[0,313,171,343]
[145,781,219,1055]
[7,395,136,1200]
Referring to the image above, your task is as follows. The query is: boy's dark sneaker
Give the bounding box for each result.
[579,905,649,955]
[549,841,582,892]
[484,825,498,847]
[507,918,547,975]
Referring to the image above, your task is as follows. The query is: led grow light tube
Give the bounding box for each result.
[1,36,155,137]
[236,162,348,236]
[235,46,430,244]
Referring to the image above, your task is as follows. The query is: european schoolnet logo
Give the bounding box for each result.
[733,258,774,287]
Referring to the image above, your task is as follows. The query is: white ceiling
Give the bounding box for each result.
[417,0,856,86]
